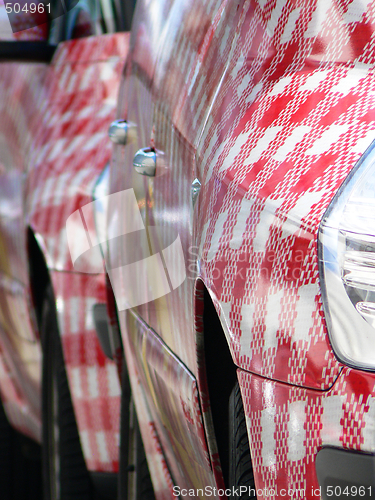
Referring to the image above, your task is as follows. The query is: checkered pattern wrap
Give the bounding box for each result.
[0,273,41,442]
[124,309,217,495]
[120,0,375,494]
[51,270,121,472]
[193,0,375,390]
[27,34,129,275]
[122,310,181,500]
[0,60,47,441]
[0,62,48,284]
[0,348,41,440]
[239,366,375,499]
[110,0,375,494]
[24,34,129,471]
[125,0,375,391]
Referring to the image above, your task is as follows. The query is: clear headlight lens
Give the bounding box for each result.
[319,140,375,370]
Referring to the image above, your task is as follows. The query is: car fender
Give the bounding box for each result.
[195,33,375,390]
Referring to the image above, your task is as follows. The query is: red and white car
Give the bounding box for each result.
[107,1,375,499]
[0,0,132,498]
[2,0,375,500]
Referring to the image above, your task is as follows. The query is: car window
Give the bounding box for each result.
[0,0,135,43]
[48,0,136,42]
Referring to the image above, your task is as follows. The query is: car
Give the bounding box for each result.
[0,1,134,498]
[101,0,375,499]
[3,0,375,499]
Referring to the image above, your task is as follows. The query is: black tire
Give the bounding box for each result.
[229,382,256,499]
[0,398,14,499]
[42,285,93,500]
[0,364,42,500]
[118,362,155,500]
[135,416,155,500]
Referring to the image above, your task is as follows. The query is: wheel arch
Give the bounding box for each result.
[27,227,51,330]
[195,278,238,488]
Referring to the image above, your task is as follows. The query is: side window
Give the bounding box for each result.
[48,0,136,42]
[0,0,135,55]
[0,0,136,43]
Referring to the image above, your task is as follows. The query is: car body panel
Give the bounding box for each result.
[0,33,129,472]
[51,270,121,472]
[3,0,375,496]
[110,3,246,451]
[27,34,129,273]
[0,63,48,284]
[122,0,375,391]
[120,308,176,499]
[239,366,375,499]
[124,308,215,492]
[112,0,375,497]
[0,61,49,441]
[195,0,375,390]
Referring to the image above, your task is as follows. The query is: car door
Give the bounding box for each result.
[107,0,175,323]
[143,0,241,370]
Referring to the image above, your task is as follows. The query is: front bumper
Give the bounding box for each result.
[238,367,375,499]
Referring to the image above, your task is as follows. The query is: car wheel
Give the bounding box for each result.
[42,285,93,500]
[229,382,256,499]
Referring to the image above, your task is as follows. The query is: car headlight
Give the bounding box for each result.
[319,139,375,370]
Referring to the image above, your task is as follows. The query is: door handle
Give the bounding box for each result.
[191,178,201,208]
[133,148,156,177]
[108,120,137,145]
